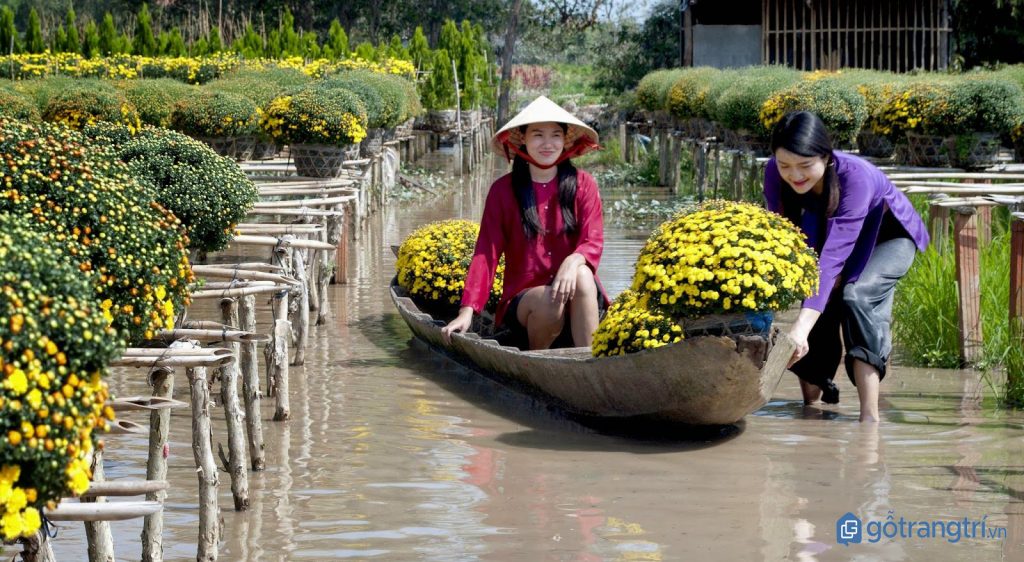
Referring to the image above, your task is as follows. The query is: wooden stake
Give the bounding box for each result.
[272,317,291,422]
[928,196,950,250]
[239,295,265,471]
[186,365,219,561]
[84,448,115,562]
[142,364,174,562]
[290,247,310,367]
[219,298,249,511]
[954,208,983,366]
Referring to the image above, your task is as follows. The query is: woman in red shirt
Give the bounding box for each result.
[441,96,608,350]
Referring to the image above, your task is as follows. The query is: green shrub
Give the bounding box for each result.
[701,68,740,122]
[170,90,259,138]
[20,77,141,131]
[0,87,40,121]
[873,78,950,139]
[321,69,406,129]
[714,66,800,139]
[926,77,1024,136]
[0,213,119,540]
[117,78,196,127]
[0,117,191,345]
[86,124,258,253]
[263,85,368,146]
[206,66,312,109]
[759,76,868,145]
[635,69,683,112]
[666,67,721,120]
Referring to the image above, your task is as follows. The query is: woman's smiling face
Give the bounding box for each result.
[523,122,565,167]
[774,147,827,195]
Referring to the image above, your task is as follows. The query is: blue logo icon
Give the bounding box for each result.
[837,512,862,546]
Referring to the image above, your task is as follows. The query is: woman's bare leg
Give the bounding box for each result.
[516,286,565,350]
[569,265,599,347]
[800,379,823,404]
[852,359,880,422]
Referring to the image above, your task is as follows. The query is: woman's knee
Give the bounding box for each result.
[842,282,872,311]
[573,265,597,299]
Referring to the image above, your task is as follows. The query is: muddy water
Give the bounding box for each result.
[41,155,1024,561]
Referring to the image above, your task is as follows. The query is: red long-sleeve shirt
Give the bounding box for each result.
[460,170,607,326]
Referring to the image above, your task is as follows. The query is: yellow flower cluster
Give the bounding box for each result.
[632,200,818,316]
[0,465,41,539]
[759,90,800,132]
[262,91,368,146]
[396,220,503,309]
[0,52,415,83]
[591,291,683,357]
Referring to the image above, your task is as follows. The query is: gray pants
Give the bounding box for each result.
[791,236,917,386]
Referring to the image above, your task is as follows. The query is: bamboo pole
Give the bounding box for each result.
[21,532,56,562]
[239,294,265,471]
[252,195,357,209]
[82,481,170,498]
[142,367,173,562]
[108,419,148,435]
[46,501,163,522]
[152,328,269,344]
[228,234,336,250]
[954,208,983,366]
[219,298,249,512]
[109,396,186,412]
[190,284,295,299]
[186,364,219,561]
[110,352,233,369]
[246,208,345,218]
[192,281,277,291]
[191,265,299,285]
[195,262,286,273]
[272,316,291,422]
[84,448,115,562]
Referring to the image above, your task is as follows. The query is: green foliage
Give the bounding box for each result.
[158,28,186,57]
[760,77,869,146]
[207,28,223,54]
[328,19,349,59]
[635,69,683,112]
[118,78,196,127]
[98,13,117,57]
[0,87,40,121]
[170,90,260,138]
[0,6,17,55]
[88,125,258,253]
[25,9,43,54]
[354,41,376,61]
[22,77,140,131]
[207,67,311,109]
[321,69,408,129]
[930,77,1024,136]
[714,66,801,139]
[133,3,157,56]
[64,8,80,55]
[410,26,431,72]
[423,49,456,110]
[82,21,101,59]
[0,117,191,344]
[666,67,721,120]
[233,24,264,59]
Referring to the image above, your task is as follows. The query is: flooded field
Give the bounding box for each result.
[33,155,1024,560]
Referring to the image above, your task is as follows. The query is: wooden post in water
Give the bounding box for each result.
[619,123,628,163]
[963,178,992,245]
[187,364,219,561]
[669,133,682,196]
[21,532,56,562]
[1010,217,1024,392]
[142,362,174,562]
[265,239,292,397]
[954,207,983,366]
[289,247,310,367]
[695,141,708,203]
[238,295,265,471]
[84,448,114,562]
[219,297,250,511]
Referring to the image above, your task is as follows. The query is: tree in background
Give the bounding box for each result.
[410,26,431,72]
[83,20,100,58]
[133,3,158,56]
[64,7,81,55]
[25,8,43,54]
[0,7,17,55]
[327,19,350,59]
[953,0,1024,68]
[98,12,118,56]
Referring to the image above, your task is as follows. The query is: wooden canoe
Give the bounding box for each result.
[390,279,797,425]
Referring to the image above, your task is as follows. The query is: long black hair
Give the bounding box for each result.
[769,111,840,231]
[510,123,578,238]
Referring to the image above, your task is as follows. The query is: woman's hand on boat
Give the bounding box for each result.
[786,308,821,368]
[551,253,586,304]
[441,307,475,344]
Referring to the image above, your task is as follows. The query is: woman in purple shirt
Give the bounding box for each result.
[764,112,929,422]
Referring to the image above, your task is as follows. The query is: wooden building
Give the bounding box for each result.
[683,0,952,72]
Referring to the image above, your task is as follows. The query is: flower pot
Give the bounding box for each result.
[905,132,949,167]
[944,132,1002,170]
[290,143,357,178]
[197,136,235,158]
[232,135,258,161]
[426,109,459,133]
[360,128,386,157]
[251,141,279,160]
[856,131,895,158]
[735,129,770,157]
[395,118,415,138]
[681,311,774,338]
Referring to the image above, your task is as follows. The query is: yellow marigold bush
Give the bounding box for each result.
[591,291,683,357]
[263,85,367,146]
[396,220,503,310]
[0,214,118,540]
[0,118,192,345]
[632,200,818,316]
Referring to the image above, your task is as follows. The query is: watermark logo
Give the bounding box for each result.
[835,511,1006,545]
[836,512,862,546]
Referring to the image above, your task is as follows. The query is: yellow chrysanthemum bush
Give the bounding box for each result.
[17,77,141,133]
[592,201,818,357]
[262,84,368,146]
[0,118,193,345]
[396,220,503,311]
[0,214,119,540]
[591,291,684,357]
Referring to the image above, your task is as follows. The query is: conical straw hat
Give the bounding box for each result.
[491,96,600,161]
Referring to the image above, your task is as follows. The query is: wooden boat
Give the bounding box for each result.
[390,279,797,425]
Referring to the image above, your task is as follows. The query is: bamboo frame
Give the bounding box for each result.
[762,0,950,71]
[219,298,250,512]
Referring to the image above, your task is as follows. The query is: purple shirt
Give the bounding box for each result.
[764,150,929,312]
